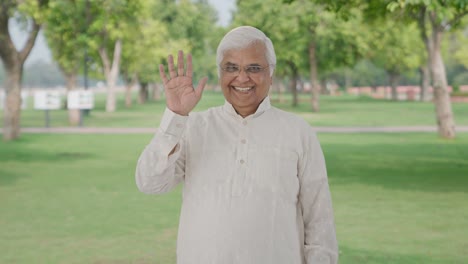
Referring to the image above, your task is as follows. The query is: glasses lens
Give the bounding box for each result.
[246,65,263,74]
[224,65,239,73]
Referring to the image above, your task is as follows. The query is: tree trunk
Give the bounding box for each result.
[273,77,284,103]
[419,64,431,101]
[138,82,149,104]
[0,14,41,141]
[289,76,298,107]
[309,41,320,112]
[287,61,298,107]
[3,65,22,140]
[64,72,80,126]
[345,68,352,91]
[320,79,327,95]
[429,28,456,138]
[124,74,137,108]
[98,39,122,113]
[417,9,455,138]
[389,72,400,101]
[152,83,161,101]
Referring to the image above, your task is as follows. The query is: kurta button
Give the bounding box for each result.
[240,159,245,164]
[176,124,183,128]
[241,139,246,144]
[242,120,247,125]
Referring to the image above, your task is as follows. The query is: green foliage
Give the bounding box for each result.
[118,0,221,85]
[16,0,50,23]
[367,19,423,76]
[159,0,221,82]
[43,0,145,81]
[233,0,306,78]
[119,0,173,84]
[386,0,468,31]
[234,0,369,80]
[44,0,87,75]
[451,28,468,69]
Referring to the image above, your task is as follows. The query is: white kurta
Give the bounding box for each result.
[135,97,338,264]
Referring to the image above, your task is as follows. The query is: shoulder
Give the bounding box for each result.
[268,107,312,131]
[187,105,224,126]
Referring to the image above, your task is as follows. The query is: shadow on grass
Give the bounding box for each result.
[0,169,27,186]
[0,137,95,186]
[0,148,94,163]
[324,140,468,193]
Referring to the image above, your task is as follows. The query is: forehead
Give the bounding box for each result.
[221,42,268,65]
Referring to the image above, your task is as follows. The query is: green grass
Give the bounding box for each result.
[17,91,468,128]
[1,133,467,263]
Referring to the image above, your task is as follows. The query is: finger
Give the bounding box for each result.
[168,54,176,79]
[177,50,185,76]
[186,53,193,78]
[159,64,169,84]
[195,76,208,99]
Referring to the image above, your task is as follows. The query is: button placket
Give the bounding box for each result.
[232,119,249,196]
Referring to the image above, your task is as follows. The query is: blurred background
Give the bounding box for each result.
[1,0,468,263]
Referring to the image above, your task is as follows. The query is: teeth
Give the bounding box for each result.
[233,86,253,92]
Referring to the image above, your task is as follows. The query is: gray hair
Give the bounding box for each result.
[216,26,276,77]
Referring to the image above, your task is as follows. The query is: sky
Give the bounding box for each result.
[10,0,235,65]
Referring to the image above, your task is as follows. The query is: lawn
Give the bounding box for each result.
[1,133,467,263]
[17,91,468,128]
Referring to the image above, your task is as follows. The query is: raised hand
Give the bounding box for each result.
[159,50,208,116]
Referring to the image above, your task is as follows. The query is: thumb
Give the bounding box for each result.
[195,76,208,99]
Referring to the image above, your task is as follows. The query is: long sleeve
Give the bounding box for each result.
[298,132,338,264]
[135,108,188,194]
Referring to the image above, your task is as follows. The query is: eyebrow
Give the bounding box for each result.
[223,62,262,66]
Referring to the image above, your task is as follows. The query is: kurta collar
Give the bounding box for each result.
[223,96,271,119]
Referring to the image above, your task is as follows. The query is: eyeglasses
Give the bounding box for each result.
[220,64,272,76]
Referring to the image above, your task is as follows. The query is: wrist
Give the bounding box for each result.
[166,107,189,117]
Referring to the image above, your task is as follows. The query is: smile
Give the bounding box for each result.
[233,86,253,92]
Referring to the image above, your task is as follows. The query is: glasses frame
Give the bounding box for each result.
[220,63,274,76]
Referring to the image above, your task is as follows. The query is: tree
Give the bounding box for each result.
[288,0,467,138]
[119,0,220,106]
[159,0,221,87]
[367,19,422,100]
[386,1,468,138]
[44,0,88,125]
[85,0,142,112]
[0,0,49,141]
[236,0,368,111]
[233,0,308,107]
[119,0,175,106]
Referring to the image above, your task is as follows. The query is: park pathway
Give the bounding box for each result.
[3,126,468,134]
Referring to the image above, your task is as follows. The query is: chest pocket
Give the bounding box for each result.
[247,145,300,202]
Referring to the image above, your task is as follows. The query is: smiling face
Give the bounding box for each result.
[220,42,272,118]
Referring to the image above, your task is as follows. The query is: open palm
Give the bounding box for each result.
[159,51,208,116]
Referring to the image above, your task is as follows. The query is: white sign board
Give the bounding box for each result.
[67,90,94,109]
[34,90,62,110]
[0,91,28,110]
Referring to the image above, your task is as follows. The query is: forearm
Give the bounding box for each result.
[135,140,182,194]
[301,179,338,264]
[299,132,338,263]
[135,108,188,194]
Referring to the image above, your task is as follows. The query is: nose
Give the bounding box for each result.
[236,68,250,82]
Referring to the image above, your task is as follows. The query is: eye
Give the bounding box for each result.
[224,65,239,73]
[246,65,263,73]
